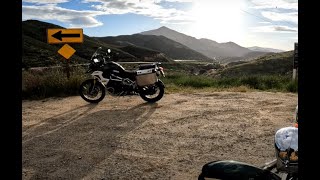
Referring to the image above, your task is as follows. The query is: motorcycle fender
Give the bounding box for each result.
[91,70,109,87]
[156,80,165,88]
[92,77,106,88]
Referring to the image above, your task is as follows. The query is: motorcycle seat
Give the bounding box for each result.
[124,69,137,75]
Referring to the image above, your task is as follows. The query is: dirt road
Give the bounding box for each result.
[22,92,297,179]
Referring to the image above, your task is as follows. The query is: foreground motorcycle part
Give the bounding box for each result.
[198,160,281,180]
[274,127,298,175]
[198,125,298,180]
[294,105,298,128]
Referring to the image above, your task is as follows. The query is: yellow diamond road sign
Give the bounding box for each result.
[58,44,76,59]
[47,29,83,44]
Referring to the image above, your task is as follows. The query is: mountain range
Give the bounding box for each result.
[140,26,283,61]
[247,46,285,53]
[95,34,212,61]
[22,20,286,68]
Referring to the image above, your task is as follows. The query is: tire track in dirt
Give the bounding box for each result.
[23,92,297,180]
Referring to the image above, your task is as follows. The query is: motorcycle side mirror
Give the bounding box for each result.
[198,160,280,180]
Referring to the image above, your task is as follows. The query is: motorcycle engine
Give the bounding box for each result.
[107,79,134,95]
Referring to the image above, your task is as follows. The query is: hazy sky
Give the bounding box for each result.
[22,0,298,51]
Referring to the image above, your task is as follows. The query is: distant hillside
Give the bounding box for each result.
[22,20,136,68]
[241,51,272,60]
[95,34,212,61]
[247,46,285,53]
[22,20,171,68]
[118,45,171,62]
[225,61,249,67]
[212,51,294,78]
[218,41,252,57]
[140,26,255,59]
[220,51,270,64]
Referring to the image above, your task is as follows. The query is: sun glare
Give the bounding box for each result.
[189,0,246,43]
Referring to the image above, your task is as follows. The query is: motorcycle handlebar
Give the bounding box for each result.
[90,47,102,61]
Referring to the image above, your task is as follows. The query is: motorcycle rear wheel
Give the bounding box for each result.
[79,79,105,103]
[139,82,164,103]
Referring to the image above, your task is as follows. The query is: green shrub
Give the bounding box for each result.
[22,67,88,99]
[216,77,240,87]
[285,80,298,92]
[240,76,261,89]
[22,68,297,99]
[163,73,297,92]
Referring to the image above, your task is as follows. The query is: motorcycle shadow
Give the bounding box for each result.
[23,102,159,179]
[91,102,158,133]
[23,103,98,141]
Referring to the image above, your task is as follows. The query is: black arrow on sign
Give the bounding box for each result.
[52,30,80,41]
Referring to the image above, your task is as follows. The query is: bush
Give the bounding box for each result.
[163,72,297,93]
[285,80,298,92]
[22,69,297,99]
[216,77,240,88]
[240,76,261,89]
[22,67,88,99]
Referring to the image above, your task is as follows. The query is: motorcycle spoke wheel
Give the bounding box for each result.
[144,87,160,99]
[139,83,164,103]
[79,79,106,103]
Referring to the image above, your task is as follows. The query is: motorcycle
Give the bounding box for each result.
[79,47,165,103]
[198,109,298,180]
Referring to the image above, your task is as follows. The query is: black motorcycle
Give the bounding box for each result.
[79,47,165,103]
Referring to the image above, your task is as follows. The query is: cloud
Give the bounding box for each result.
[68,16,103,27]
[274,26,297,32]
[290,36,298,40]
[85,0,194,24]
[22,0,194,27]
[163,0,189,1]
[250,0,298,10]
[250,25,297,33]
[22,4,104,27]
[258,21,271,24]
[23,0,69,4]
[158,17,194,24]
[261,11,297,24]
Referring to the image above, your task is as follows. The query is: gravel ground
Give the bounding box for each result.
[22,92,297,179]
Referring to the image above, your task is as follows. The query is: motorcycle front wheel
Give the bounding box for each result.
[139,82,164,103]
[79,79,106,103]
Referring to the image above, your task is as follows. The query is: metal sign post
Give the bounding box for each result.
[293,42,298,81]
[66,60,70,79]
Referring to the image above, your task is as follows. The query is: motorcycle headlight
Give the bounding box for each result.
[93,58,99,63]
